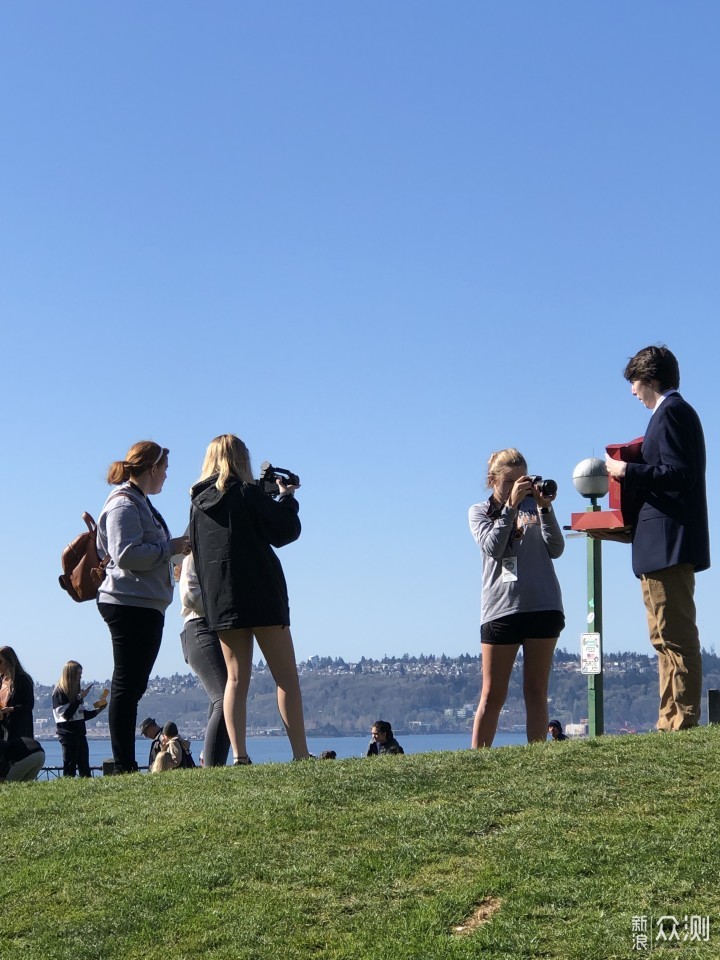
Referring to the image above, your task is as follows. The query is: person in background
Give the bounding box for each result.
[320,750,337,760]
[0,736,46,782]
[468,448,565,748]
[96,440,190,773]
[190,434,311,765]
[139,717,163,768]
[547,719,568,741]
[367,720,404,756]
[605,345,709,731]
[52,661,108,777]
[0,646,35,741]
[150,721,194,772]
[179,553,231,767]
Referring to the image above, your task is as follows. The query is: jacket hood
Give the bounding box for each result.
[191,475,243,514]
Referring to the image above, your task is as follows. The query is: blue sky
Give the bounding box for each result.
[2,2,718,684]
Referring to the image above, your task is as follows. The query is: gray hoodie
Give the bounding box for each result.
[96,482,174,613]
[468,497,564,624]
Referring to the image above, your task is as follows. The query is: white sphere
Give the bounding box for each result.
[572,458,609,499]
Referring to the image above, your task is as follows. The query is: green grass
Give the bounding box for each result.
[3,727,719,959]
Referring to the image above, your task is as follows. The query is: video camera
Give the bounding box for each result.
[259,461,300,497]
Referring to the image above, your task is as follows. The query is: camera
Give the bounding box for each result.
[259,461,300,497]
[529,475,557,498]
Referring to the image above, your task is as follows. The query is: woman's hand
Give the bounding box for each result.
[532,484,557,510]
[170,536,191,556]
[507,476,534,509]
[276,479,301,498]
[81,684,93,700]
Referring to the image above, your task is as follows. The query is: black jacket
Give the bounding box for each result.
[52,687,100,735]
[190,476,301,631]
[624,393,710,577]
[367,737,405,756]
[1,673,34,740]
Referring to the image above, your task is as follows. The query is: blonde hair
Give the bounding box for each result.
[107,441,169,485]
[151,750,175,773]
[486,448,527,488]
[57,660,82,699]
[196,434,253,492]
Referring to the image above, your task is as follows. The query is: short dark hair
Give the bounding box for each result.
[623,345,680,391]
[373,720,393,737]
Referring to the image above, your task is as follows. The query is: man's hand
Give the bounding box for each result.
[605,456,626,479]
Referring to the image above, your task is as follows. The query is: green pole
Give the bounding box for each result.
[587,499,604,736]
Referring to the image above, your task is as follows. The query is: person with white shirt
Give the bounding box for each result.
[179,553,231,767]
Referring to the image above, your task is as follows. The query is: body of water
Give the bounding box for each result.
[38,732,531,772]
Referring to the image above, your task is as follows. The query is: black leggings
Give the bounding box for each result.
[57,727,91,777]
[98,603,164,772]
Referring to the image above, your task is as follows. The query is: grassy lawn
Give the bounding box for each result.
[3,727,719,959]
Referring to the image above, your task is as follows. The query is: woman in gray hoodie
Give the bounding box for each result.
[97,441,189,773]
[468,448,565,748]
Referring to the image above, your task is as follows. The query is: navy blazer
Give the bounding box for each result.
[624,393,710,577]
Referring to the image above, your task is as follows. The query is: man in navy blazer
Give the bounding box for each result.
[606,345,710,731]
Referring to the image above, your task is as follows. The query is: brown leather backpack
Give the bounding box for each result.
[59,494,132,602]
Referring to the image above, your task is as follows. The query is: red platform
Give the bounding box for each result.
[570,509,629,532]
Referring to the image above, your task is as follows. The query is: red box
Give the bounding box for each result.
[606,437,644,514]
[569,438,644,541]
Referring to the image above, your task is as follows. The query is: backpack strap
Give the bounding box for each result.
[95,491,137,565]
[82,512,97,535]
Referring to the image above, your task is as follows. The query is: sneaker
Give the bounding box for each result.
[232,756,252,766]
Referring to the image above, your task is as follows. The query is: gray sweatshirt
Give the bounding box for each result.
[96,482,174,613]
[468,497,564,625]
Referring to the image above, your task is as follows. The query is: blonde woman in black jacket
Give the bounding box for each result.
[190,435,311,765]
[52,660,107,777]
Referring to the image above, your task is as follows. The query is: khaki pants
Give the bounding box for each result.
[641,564,702,731]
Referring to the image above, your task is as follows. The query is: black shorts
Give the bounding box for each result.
[481,610,565,646]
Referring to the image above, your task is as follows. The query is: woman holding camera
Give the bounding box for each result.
[190,434,311,764]
[468,448,565,747]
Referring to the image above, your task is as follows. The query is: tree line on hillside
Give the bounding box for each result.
[29,648,720,737]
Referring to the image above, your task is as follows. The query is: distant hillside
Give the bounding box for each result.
[30,648,720,739]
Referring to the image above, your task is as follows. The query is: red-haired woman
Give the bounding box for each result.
[97,441,189,773]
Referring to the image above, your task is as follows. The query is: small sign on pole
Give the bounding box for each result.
[581,633,602,675]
